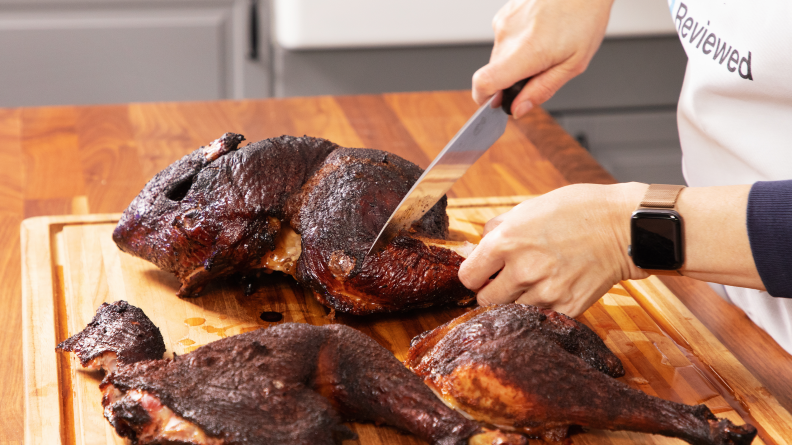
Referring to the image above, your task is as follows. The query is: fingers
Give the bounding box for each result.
[517,61,585,113]
[473,55,588,118]
[513,282,603,318]
[472,37,546,106]
[471,66,495,106]
[458,238,506,292]
[484,275,582,317]
[472,62,531,106]
[472,0,613,112]
[474,265,529,306]
[460,212,514,294]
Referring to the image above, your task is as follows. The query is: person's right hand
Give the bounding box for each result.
[473,0,615,118]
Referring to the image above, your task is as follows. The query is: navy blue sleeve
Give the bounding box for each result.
[747,180,792,298]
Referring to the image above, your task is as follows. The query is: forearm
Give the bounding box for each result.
[677,185,763,287]
[616,183,764,289]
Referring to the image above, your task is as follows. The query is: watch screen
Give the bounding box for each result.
[631,211,684,269]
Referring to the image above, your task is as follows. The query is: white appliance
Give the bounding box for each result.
[273,0,677,50]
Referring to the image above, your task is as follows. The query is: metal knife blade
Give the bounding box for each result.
[367,79,528,256]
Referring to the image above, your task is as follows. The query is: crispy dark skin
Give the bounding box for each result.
[56,300,165,371]
[406,304,757,445]
[104,325,354,445]
[113,134,475,314]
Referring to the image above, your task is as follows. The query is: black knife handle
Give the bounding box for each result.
[501,78,531,115]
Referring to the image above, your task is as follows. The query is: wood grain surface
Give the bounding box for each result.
[22,201,792,445]
[4,91,792,444]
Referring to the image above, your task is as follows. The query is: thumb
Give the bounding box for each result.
[472,63,505,106]
[472,47,548,106]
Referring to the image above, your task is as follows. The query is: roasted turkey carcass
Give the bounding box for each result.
[57,301,526,445]
[113,133,475,315]
[406,304,757,445]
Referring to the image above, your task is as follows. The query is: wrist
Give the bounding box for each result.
[607,182,651,280]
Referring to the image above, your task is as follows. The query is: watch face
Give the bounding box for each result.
[630,210,684,270]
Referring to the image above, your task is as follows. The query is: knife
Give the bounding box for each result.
[367,78,529,257]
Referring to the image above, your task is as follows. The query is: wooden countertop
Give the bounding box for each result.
[3,91,791,442]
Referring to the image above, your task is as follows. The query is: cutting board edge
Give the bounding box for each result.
[21,216,64,445]
[623,276,792,443]
[21,213,123,227]
[21,213,123,445]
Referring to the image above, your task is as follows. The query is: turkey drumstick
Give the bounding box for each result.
[406,304,757,445]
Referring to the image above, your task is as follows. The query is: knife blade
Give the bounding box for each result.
[367,79,529,257]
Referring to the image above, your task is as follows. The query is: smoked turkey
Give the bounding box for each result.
[113,133,474,315]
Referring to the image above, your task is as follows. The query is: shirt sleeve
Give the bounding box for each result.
[747,180,792,298]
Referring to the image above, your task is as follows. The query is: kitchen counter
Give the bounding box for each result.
[2,91,791,442]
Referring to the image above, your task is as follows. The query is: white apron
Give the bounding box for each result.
[667,0,792,353]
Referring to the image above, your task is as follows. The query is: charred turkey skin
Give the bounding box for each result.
[287,148,474,314]
[113,134,338,298]
[103,324,356,445]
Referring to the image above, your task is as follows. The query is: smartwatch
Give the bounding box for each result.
[629,184,685,271]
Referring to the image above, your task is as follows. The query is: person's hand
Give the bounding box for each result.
[458,183,649,317]
[473,0,615,118]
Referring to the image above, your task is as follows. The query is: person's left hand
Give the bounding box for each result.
[458,183,649,317]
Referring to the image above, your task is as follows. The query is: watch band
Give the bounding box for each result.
[638,184,686,209]
[634,184,686,275]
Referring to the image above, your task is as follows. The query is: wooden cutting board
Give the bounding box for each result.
[22,196,792,445]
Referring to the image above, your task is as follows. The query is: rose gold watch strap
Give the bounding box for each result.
[636,184,686,275]
[639,184,686,209]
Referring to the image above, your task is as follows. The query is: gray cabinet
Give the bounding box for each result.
[546,36,688,185]
[0,0,269,107]
[555,110,686,185]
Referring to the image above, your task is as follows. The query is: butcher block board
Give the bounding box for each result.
[22,196,792,445]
